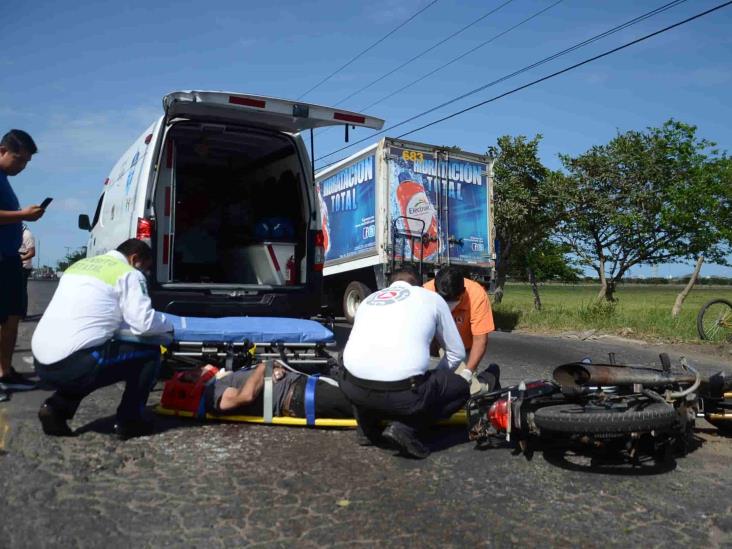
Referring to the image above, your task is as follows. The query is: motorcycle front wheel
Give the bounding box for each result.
[534,401,676,434]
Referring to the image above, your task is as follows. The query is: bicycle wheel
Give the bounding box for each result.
[697,299,732,342]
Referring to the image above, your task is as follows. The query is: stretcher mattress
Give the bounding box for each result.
[164,314,335,343]
[154,405,468,428]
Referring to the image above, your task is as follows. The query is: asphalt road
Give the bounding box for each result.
[1,281,731,547]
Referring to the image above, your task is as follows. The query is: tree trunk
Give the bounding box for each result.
[493,267,507,304]
[527,266,542,311]
[604,279,617,302]
[492,238,512,304]
[596,256,610,301]
[671,255,704,318]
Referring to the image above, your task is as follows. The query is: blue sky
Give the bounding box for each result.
[2,0,730,277]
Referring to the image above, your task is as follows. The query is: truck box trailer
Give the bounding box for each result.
[315,137,495,322]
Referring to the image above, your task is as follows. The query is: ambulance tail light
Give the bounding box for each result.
[136,217,154,246]
[314,230,325,272]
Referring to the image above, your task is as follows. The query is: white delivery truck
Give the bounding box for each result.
[78,90,383,318]
[315,137,495,322]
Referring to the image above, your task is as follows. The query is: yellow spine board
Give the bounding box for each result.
[154,405,467,428]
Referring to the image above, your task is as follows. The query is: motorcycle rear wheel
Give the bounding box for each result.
[534,401,676,434]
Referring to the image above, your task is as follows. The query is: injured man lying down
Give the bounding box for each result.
[208,362,352,419]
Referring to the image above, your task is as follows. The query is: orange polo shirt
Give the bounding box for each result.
[424,277,494,350]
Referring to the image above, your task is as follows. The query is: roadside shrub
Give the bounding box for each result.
[578,300,617,322]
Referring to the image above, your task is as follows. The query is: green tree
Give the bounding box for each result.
[507,240,581,310]
[555,120,731,303]
[492,134,563,304]
[57,246,88,272]
[508,240,581,282]
[671,156,732,316]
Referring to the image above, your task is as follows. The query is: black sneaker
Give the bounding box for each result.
[114,419,155,440]
[38,403,74,436]
[477,363,501,391]
[0,369,36,391]
[382,422,430,459]
[0,387,8,403]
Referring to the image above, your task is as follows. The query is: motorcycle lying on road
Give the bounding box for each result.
[467,353,732,463]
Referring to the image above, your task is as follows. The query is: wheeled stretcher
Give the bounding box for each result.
[138,314,339,374]
[117,314,466,428]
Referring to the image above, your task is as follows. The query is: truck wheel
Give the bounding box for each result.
[343,282,371,324]
[534,401,677,434]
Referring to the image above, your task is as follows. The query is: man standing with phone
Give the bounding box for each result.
[0,129,45,395]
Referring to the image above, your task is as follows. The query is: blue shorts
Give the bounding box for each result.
[0,254,24,323]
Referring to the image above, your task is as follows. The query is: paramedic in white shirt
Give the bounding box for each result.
[32,239,173,439]
[340,265,467,459]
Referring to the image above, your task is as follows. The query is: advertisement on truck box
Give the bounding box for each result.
[388,145,490,266]
[317,154,377,263]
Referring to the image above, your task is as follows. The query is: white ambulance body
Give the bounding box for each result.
[79,91,383,318]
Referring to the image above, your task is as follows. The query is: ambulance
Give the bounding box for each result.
[78,91,383,318]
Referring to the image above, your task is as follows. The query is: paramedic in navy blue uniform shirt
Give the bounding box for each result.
[0,130,44,397]
[340,265,467,459]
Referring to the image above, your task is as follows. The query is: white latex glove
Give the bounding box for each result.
[459,369,473,383]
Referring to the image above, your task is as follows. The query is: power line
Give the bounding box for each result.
[395,0,729,140]
[331,0,517,108]
[358,0,563,112]
[297,0,441,100]
[316,0,555,139]
[315,0,692,165]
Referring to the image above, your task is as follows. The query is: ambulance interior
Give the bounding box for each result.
[162,123,308,286]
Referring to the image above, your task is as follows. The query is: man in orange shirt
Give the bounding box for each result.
[424,266,495,385]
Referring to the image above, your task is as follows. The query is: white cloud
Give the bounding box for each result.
[32,105,160,174]
[367,0,427,25]
[56,197,86,212]
[582,71,609,85]
[687,67,731,87]
[0,106,36,118]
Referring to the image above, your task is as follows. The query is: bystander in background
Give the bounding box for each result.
[0,129,45,397]
[19,224,35,319]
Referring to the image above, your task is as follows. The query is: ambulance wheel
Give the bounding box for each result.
[343,282,371,324]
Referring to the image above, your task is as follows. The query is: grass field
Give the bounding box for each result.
[492,283,732,343]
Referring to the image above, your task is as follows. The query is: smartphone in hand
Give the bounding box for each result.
[40,197,53,209]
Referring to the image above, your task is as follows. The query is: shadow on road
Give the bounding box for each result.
[539,434,706,476]
[73,405,198,437]
[425,426,470,453]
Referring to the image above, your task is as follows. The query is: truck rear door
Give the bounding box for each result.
[385,139,492,268]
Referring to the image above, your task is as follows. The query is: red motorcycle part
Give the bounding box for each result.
[489,398,509,432]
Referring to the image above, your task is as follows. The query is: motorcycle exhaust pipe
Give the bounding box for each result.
[553,363,698,390]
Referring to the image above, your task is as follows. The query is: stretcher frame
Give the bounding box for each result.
[167,339,337,373]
